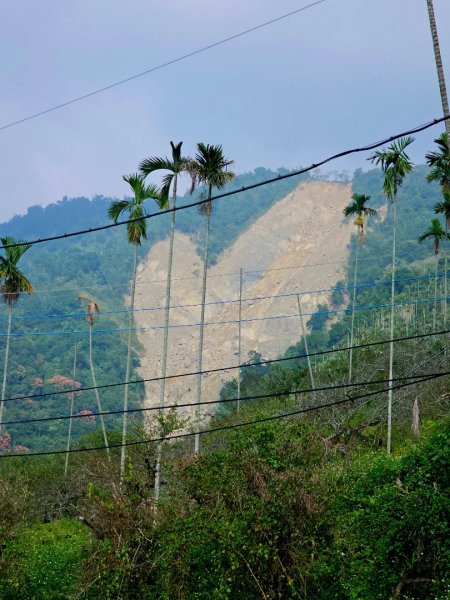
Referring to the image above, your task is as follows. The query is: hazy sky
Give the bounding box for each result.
[1,0,449,222]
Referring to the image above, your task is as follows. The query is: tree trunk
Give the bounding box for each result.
[89,326,110,459]
[348,242,360,382]
[154,175,177,509]
[427,0,450,139]
[194,191,212,454]
[387,200,398,454]
[0,306,12,431]
[444,219,448,332]
[237,267,243,413]
[120,246,138,479]
[444,255,448,331]
[296,295,316,402]
[433,253,439,331]
[64,343,78,477]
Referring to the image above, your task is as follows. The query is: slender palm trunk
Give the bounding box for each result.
[444,221,448,331]
[89,326,110,459]
[427,0,450,140]
[64,343,78,476]
[296,295,316,402]
[433,253,439,331]
[194,191,212,454]
[120,246,138,478]
[387,200,397,454]
[237,268,243,414]
[0,307,12,430]
[348,243,360,382]
[154,176,178,507]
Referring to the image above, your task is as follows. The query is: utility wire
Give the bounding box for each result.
[0,1,328,132]
[2,329,448,405]
[1,372,446,459]
[1,294,448,338]
[2,371,447,428]
[3,247,427,297]
[2,271,446,322]
[1,114,449,250]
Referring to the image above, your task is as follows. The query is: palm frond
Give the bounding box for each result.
[0,237,33,306]
[368,137,414,202]
[157,173,174,209]
[139,156,174,177]
[343,194,376,218]
[127,203,147,245]
[188,143,235,207]
[110,175,161,245]
[418,218,449,254]
[426,134,450,191]
[434,193,450,229]
[108,200,133,223]
[77,295,99,326]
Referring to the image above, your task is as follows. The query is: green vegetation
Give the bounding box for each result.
[0,406,448,598]
[0,519,90,600]
[187,143,236,453]
[0,154,449,597]
[0,168,303,453]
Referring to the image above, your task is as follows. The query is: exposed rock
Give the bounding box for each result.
[133,180,354,432]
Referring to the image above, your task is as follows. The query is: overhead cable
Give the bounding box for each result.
[4,247,428,297]
[2,371,447,428]
[0,1,328,132]
[1,328,448,405]
[2,271,445,322]
[1,294,447,338]
[1,371,446,459]
[1,114,449,251]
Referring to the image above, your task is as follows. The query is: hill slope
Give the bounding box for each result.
[133,180,354,425]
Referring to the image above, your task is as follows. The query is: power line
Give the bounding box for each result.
[1,114,449,251]
[3,247,427,297]
[1,371,446,459]
[2,328,448,405]
[1,294,447,338]
[0,1,328,132]
[2,271,446,322]
[2,371,446,428]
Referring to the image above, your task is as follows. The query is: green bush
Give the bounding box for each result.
[312,424,450,599]
[0,519,90,600]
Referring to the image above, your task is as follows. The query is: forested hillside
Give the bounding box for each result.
[0,161,449,599]
[0,168,304,451]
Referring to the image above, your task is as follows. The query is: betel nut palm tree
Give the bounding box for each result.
[369,136,414,454]
[426,133,450,193]
[188,143,235,454]
[434,191,450,232]
[426,0,450,141]
[139,142,189,507]
[343,193,377,382]
[77,295,110,458]
[0,237,33,430]
[426,136,450,327]
[108,174,162,478]
[418,218,450,330]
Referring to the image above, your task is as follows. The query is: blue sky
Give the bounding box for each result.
[1,0,449,222]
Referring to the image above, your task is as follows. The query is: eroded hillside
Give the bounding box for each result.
[133,180,354,429]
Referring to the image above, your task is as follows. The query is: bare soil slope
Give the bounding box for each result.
[133,180,353,430]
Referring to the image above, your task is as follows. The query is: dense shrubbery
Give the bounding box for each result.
[0,418,448,599]
[0,165,449,597]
